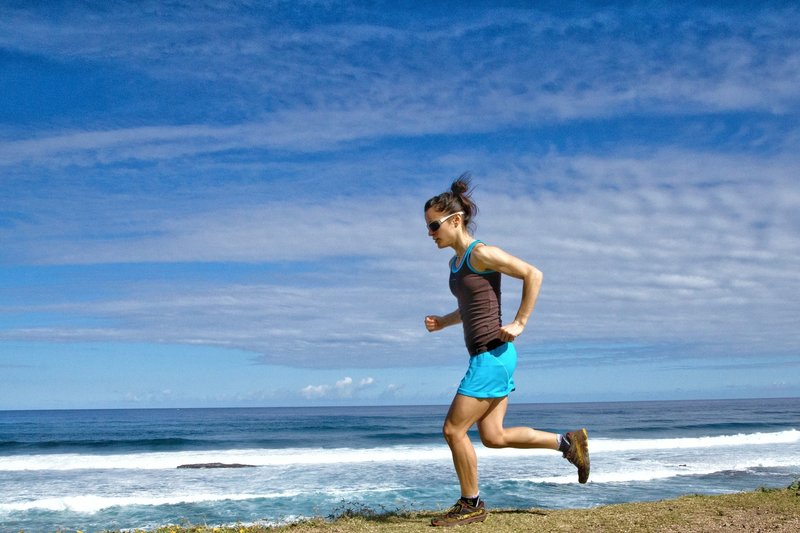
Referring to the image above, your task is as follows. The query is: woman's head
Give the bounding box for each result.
[424,172,478,235]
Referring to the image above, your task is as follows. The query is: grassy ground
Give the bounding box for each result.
[106,486,800,533]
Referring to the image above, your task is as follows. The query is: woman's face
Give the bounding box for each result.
[425,208,460,248]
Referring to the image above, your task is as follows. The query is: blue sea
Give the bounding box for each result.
[1,398,798,532]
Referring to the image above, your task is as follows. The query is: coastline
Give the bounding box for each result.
[4,402,797,532]
[99,486,799,533]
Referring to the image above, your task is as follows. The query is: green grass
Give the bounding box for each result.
[34,485,800,533]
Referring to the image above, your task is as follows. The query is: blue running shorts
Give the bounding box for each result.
[457,342,517,399]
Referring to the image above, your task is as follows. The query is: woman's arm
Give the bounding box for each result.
[470,244,543,342]
[425,309,462,332]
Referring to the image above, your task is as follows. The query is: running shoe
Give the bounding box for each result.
[430,498,488,527]
[563,428,590,483]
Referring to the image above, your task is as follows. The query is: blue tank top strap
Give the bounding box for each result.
[465,239,483,256]
[451,240,494,274]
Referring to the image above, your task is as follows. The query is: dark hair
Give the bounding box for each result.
[424,172,478,233]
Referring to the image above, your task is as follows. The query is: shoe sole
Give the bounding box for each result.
[573,428,590,484]
[431,512,488,527]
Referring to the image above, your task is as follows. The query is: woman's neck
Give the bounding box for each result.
[452,232,475,258]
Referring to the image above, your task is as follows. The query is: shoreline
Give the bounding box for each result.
[97,485,800,533]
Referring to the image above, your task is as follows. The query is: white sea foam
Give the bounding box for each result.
[0,492,283,514]
[0,484,409,515]
[0,450,790,515]
[0,445,450,471]
[512,456,794,485]
[1,430,797,521]
[1,429,797,471]
[587,429,800,453]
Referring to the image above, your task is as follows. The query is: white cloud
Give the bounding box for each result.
[2,145,798,368]
[1,1,798,385]
[299,376,376,400]
[1,4,797,168]
[123,388,176,405]
[299,384,329,400]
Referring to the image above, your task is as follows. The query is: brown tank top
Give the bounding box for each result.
[449,240,503,355]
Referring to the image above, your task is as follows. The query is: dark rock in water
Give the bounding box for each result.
[177,462,256,469]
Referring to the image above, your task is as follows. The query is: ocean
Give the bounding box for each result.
[1,398,798,532]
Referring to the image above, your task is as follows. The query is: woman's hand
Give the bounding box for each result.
[499,320,525,342]
[471,244,543,342]
[425,315,445,332]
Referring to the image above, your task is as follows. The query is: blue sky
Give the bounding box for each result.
[1,1,799,409]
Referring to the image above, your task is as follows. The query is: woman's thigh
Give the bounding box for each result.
[445,393,504,434]
[476,396,509,444]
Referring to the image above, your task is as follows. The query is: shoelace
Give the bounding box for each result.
[446,502,464,515]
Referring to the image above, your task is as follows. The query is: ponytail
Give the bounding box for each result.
[424,172,478,233]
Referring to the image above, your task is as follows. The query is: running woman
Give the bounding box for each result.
[424,175,589,527]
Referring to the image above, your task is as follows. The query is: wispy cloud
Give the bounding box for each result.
[1,1,798,405]
[1,3,797,163]
[2,145,798,368]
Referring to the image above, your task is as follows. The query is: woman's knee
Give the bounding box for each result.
[479,429,506,449]
[442,420,466,444]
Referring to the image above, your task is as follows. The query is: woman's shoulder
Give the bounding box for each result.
[467,241,501,273]
[469,241,500,259]
[470,241,521,272]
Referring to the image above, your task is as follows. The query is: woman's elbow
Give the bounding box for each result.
[529,266,543,285]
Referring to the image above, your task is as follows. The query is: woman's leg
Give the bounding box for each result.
[477,398,591,483]
[442,394,496,498]
[477,396,560,450]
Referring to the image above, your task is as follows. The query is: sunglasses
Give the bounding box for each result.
[427,211,464,232]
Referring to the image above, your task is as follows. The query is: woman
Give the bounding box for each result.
[424,175,589,527]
